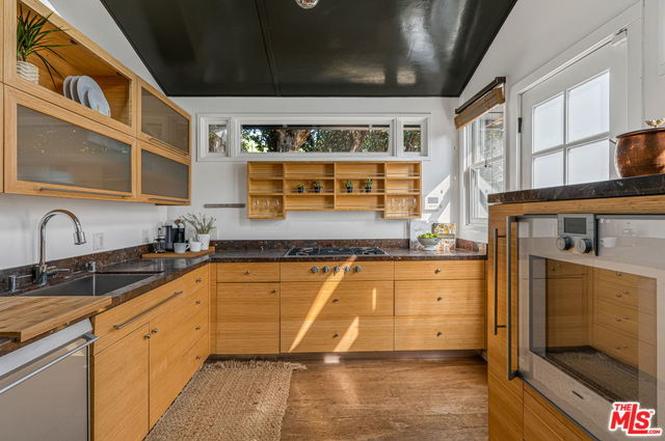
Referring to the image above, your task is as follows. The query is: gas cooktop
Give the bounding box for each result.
[284,247,387,257]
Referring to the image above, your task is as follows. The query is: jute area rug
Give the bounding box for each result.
[146,360,305,441]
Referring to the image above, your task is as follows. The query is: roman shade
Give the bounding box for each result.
[454,77,506,129]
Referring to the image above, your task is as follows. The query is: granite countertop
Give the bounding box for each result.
[488,174,665,204]
[211,248,486,262]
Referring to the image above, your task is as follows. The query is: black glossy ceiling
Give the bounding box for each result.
[101,0,517,97]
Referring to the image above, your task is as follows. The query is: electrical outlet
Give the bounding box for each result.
[93,233,104,251]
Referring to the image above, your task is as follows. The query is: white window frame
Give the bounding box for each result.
[506,3,643,191]
[527,70,616,188]
[195,113,431,162]
[197,115,233,162]
[458,106,506,243]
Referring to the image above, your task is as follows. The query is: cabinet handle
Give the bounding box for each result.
[151,328,160,334]
[493,228,506,336]
[195,278,203,283]
[332,333,339,339]
[113,290,184,330]
[271,289,278,294]
[148,136,183,153]
[436,331,443,337]
[144,334,151,340]
[39,186,130,199]
[506,217,519,381]
[244,270,251,276]
[147,197,187,204]
[434,268,442,274]
[436,297,442,302]
[195,326,201,331]
[332,298,339,303]
[195,300,202,305]
[196,355,202,360]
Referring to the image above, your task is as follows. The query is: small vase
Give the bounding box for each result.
[17,60,39,84]
[197,234,211,250]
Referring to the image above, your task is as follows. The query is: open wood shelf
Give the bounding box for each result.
[247,161,422,219]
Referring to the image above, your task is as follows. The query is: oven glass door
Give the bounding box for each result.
[518,215,664,440]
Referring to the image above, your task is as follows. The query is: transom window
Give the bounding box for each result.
[197,115,429,161]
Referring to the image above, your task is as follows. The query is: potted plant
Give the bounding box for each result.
[296,183,305,193]
[344,180,353,193]
[312,181,323,193]
[182,213,216,250]
[364,177,373,193]
[17,6,67,85]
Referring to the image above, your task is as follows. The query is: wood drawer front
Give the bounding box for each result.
[281,317,394,353]
[592,323,656,375]
[545,260,588,278]
[395,280,483,317]
[594,268,656,312]
[488,371,523,441]
[280,262,394,282]
[281,281,394,320]
[395,261,484,280]
[217,263,280,283]
[215,283,280,354]
[595,299,656,345]
[395,316,483,351]
[524,386,589,441]
[92,278,184,354]
[183,265,210,294]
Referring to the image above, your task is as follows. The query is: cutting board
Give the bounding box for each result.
[142,249,214,259]
[0,296,112,342]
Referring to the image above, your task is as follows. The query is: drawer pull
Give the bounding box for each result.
[113,290,184,330]
[436,331,443,337]
[244,271,251,276]
[436,297,442,302]
[195,278,203,283]
[151,328,160,334]
[195,326,201,331]
[332,333,339,339]
[38,186,130,199]
[615,345,629,351]
[332,298,339,303]
[434,268,442,274]
[195,300,202,305]
[144,334,151,340]
[196,355,202,360]
[271,289,278,294]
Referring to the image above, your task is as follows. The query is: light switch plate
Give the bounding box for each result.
[93,233,104,251]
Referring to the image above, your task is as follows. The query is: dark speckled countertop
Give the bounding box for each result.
[488,174,665,204]
[210,248,486,262]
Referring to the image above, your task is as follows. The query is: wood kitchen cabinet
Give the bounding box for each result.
[136,79,191,157]
[92,324,150,441]
[92,266,210,439]
[4,86,137,201]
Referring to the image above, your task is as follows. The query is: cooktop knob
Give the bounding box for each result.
[556,236,573,251]
[321,265,330,273]
[575,238,593,254]
[310,266,320,273]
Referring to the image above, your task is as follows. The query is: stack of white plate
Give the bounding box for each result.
[63,75,111,117]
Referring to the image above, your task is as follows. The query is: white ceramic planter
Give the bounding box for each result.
[17,60,39,84]
[197,234,211,250]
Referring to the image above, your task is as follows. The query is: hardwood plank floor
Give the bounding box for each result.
[281,356,488,441]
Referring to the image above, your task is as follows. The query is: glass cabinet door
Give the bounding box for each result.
[140,148,189,202]
[140,86,190,155]
[14,104,134,195]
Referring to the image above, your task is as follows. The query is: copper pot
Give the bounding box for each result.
[614,127,665,177]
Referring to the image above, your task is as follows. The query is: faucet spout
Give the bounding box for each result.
[36,209,87,286]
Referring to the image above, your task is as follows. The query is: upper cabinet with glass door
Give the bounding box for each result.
[3,0,136,136]
[137,80,191,157]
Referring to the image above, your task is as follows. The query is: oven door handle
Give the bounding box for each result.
[493,227,506,336]
[506,216,520,381]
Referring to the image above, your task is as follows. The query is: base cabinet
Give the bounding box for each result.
[524,386,590,441]
[93,324,150,441]
[92,266,210,440]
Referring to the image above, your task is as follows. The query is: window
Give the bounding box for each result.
[196,115,430,160]
[521,30,628,188]
[463,106,505,224]
[240,123,391,154]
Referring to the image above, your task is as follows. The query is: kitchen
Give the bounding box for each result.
[0,0,664,440]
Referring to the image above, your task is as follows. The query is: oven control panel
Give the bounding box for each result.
[556,214,596,254]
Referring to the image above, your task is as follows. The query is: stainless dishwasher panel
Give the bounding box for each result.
[0,320,96,441]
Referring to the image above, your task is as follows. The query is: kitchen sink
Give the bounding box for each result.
[22,273,159,297]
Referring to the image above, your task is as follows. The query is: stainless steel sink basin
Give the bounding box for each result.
[22,273,158,297]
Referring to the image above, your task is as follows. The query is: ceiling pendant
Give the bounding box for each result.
[295,0,319,9]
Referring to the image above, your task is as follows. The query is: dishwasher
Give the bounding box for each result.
[0,319,97,441]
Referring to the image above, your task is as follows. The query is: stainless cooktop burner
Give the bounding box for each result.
[284,247,387,257]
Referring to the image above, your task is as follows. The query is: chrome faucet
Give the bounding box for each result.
[35,209,87,286]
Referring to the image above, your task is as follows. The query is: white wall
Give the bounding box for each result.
[168,97,458,240]
[0,1,165,270]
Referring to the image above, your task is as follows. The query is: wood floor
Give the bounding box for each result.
[281,356,488,441]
